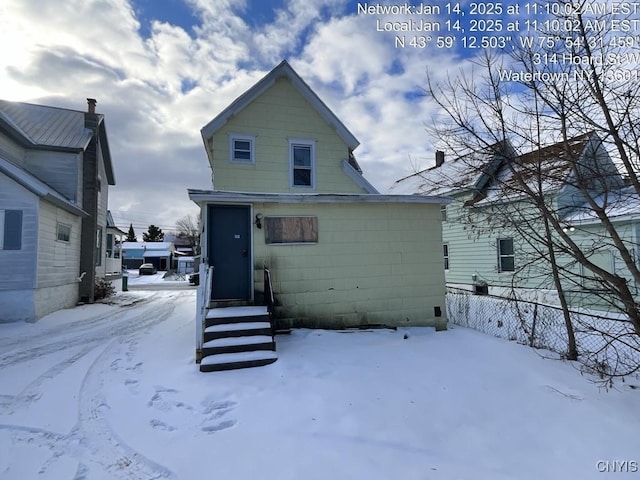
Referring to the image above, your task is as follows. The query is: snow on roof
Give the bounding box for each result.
[122,241,175,250]
[474,134,592,206]
[386,147,500,197]
[562,186,640,224]
[143,250,172,258]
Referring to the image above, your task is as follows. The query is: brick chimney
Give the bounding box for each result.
[87,98,97,114]
[435,150,445,167]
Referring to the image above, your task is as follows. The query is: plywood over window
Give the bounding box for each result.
[265,216,318,244]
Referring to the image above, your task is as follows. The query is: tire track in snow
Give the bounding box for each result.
[0,294,186,478]
[0,292,171,368]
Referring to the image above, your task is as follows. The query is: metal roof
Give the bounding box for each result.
[0,100,94,150]
[0,99,116,185]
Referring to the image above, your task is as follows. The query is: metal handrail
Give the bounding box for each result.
[264,267,276,335]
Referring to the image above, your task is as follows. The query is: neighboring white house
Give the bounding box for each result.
[0,98,116,321]
[388,132,635,311]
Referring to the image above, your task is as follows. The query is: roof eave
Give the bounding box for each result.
[187,189,450,205]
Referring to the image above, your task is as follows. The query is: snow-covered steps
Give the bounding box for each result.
[200,350,278,372]
[200,305,277,372]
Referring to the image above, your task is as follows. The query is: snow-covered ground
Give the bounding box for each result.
[0,290,638,479]
[125,269,191,286]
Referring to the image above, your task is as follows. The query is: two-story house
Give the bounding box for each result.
[0,99,116,321]
[189,60,449,371]
[389,133,634,311]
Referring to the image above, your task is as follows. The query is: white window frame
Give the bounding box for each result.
[228,134,255,163]
[443,243,449,270]
[441,204,447,221]
[289,138,316,189]
[497,237,515,272]
[56,222,71,242]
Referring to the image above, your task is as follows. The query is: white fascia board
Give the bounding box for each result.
[341,160,379,194]
[187,189,450,205]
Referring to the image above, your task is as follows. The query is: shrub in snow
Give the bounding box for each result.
[95,278,115,300]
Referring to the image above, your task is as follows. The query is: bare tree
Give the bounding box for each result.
[423,0,640,375]
[175,214,200,249]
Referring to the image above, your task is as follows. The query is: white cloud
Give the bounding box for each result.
[0,0,470,227]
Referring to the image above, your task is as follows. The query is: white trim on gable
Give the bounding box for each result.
[201,61,359,151]
[341,160,379,194]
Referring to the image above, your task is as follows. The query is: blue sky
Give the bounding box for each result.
[0,0,534,231]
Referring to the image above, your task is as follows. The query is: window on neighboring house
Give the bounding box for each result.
[441,205,447,221]
[57,223,71,242]
[443,243,449,270]
[229,134,255,163]
[96,227,103,266]
[0,210,23,250]
[106,233,113,258]
[498,237,515,272]
[290,140,315,187]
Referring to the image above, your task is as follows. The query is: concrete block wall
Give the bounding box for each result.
[252,201,447,330]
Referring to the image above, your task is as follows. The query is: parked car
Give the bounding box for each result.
[139,263,157,275]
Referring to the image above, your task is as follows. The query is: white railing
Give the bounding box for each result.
[105,257,122,275]
[195,264,213,362]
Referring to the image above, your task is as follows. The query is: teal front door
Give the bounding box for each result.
[207,205,251,300]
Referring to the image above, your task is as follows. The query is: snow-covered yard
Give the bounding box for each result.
[0,289,638,479]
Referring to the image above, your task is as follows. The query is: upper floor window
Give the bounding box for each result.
[0,210,23,250]
[497,237,515,272]
[289,139,315,188]
[441,204,447,221]
[229,134,255,163]
[57,223,71,242]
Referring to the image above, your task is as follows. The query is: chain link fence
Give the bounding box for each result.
[446,287,640,380]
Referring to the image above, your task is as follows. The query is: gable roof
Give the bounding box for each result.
[0,99,115,185]
[472,132,622,206]
[201,60,360,152]
[387,143,506,197]
[0,156,87,217]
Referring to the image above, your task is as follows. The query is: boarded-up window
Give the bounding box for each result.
[264,216,318,244]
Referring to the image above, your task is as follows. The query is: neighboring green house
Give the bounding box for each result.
[388,133,636,311]
[189,61,448,371]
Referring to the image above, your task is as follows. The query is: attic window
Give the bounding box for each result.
[265,216,318,244]
[290,139,315,188]
[229,134,255,163]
